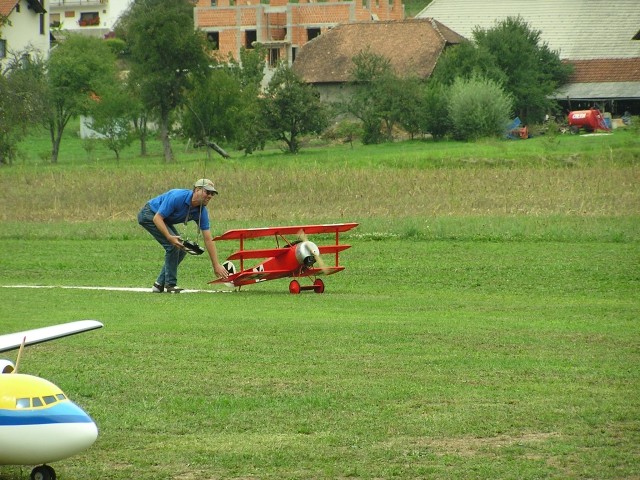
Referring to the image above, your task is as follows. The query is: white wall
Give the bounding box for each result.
[0,0,50,70]
[49,0,132,33]
[105,0,131,29]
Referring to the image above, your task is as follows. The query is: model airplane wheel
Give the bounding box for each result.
[289,280,301,294]
[313,279,325,294]
[31,465,56,480]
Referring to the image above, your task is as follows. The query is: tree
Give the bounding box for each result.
[46,35,116,163]
[120,0,211,162]
[106,30,152,156]
[225,46,271,154]
[181,68,245,158]
[430,17,572,124]
[395,76,427,139]
[88,83,134,160]
[472,16,572,123]
[430,40,507,87]
[128,80,153,157]
[0,51,48,165]
[260,65,328,153]
[347,49,393,144]
[420,82,451,140]
[347,50,422,143]
[181,46,268,157]
[231,45,267,89]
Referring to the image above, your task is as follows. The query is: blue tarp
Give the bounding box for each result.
[506,117,521,139]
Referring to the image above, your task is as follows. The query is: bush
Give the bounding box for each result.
[422,83,451,140]
[447,75,513,141]
[323,120,362,148]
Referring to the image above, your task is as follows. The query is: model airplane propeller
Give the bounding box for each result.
[209,223,358,294]
[297,229,330,275]
[0,320,103,480]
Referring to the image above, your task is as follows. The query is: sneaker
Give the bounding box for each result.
[165,285,183,294]
[152,282,164,293]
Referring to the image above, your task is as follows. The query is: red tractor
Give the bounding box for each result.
[567,108,611,134]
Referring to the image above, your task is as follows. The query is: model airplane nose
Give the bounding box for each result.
[0,400,98,465]
[295,240,319,266]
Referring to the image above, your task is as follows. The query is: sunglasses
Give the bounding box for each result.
[203,189,216,196]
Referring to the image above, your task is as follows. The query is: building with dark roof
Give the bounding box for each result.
[292,18,465,101]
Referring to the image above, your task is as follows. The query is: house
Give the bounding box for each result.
[291,18,465,102]
[415,0,640,115]
[0,0,49,71]
[48,0,131,37]
[194,0,404,70]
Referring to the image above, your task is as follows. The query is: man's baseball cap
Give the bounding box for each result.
[194,178,218,194]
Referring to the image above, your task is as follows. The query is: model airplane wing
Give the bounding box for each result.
[226,244,351,261]
[0,320,104,353]
[209,269,293,285]
[297,266,345,277]
[227,248,290,261]
[210,264,346,286]
[214,223,359,241]
[318,245,351,255]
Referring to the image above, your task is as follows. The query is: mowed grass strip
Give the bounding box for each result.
[0,231,638,479]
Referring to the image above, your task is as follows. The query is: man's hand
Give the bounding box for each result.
[170,235,184,249]
[214,263,229,279]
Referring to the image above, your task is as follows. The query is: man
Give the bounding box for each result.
[138,178,228,293]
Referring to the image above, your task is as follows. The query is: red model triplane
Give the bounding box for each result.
[209,223,358,294]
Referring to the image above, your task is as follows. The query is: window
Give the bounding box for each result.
[79,12,100,27]
[50,13,61,28]
[269,47,279,67]
[32,397,44,407]
[291,47,298,63]
[0,39,6,59]
[56,393,66,400]
[40,13,45,34]
[307,28,320,41]
[245,30,257,49]
[16,398,30,409]
[207,31,219,50]
[43,395,57,405]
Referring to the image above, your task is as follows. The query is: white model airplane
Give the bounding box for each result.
[0,320,103,480]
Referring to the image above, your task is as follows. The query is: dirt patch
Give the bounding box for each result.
[427,432,561,457]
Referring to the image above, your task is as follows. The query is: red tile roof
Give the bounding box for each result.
[0,0,16,17]
[567,58,640,83]
[293,19,466,84]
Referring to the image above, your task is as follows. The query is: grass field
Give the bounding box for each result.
[1,127,639,479]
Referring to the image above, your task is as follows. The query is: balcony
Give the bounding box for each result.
[49,0,105,7]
